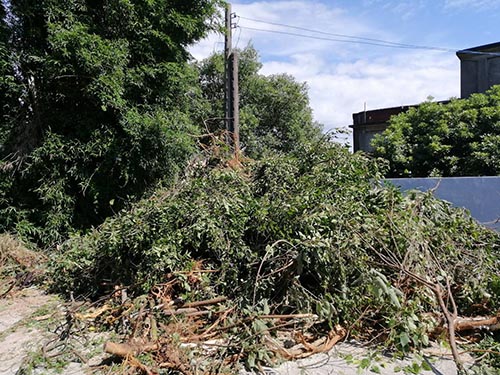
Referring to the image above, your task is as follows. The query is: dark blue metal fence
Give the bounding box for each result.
[386,177,500,231]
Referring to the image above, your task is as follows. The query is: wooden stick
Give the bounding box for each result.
[104,341,160,357]
[127,355,156,375]
[183,310,211,318]
[435,281,464,375]
[176,269,219,274]
[181,296,227,309]
[270,327,346,360]
[258,313,317,320]
[163,308,198,316]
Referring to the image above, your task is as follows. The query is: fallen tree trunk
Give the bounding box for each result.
[455,315,500,332]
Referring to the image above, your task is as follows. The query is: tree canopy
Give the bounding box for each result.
[372,86,500,177]
[197,45,323,159]
[0,4,329,246]
[0,0,221,245]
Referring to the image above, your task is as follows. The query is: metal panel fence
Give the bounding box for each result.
[385,177,500,231]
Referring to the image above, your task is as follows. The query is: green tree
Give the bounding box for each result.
[0,0,221,245]
[0,1,19,145]
[372,86,500,177]
[197,45,323,158]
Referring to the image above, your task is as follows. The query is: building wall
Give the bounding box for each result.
[352,123,388,153]
[351,106,410,152]
[457,42,500,98]
[459,53,500,98]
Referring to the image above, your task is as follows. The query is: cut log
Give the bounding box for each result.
[104,341,160,357]
[455,315,500,332]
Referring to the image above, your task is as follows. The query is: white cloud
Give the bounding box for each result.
[445,0,500,9]
[362,0,427,19]
[261,51,459,135]
[190,32,224,61]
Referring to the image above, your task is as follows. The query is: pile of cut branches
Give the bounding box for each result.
[63,270,345,374]
[48,140,500,372]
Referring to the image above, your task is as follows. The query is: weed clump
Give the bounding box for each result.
[0,234,46,296]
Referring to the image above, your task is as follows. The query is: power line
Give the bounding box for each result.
[237,15,455,52]
[238,26,455,51]
[238,22,500,57]
[234,24,243,49]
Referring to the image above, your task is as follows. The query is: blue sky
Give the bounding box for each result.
[191,0,500,145]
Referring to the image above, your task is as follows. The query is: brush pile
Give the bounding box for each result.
[48,140,500,373]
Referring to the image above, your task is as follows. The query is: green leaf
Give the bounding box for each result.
[246,352,256,369]
[360,358,371,369]
[344,354,354,363]
[421,359,432,371]
[421,335,429,346]
[399,332,410,348]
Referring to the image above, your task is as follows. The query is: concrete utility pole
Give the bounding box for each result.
[224,3,240,153]
[230,51,240,151]
[224,3,232,131]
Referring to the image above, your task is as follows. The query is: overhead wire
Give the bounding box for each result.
[238,15,453,51]
[238,25,454,51]
[234,23,243,49]
[235,15,500,56]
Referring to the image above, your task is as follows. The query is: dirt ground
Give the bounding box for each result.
[242,343,468,375]
[0,287,103,375]
[0,288,56,374]
[0,287,471,375]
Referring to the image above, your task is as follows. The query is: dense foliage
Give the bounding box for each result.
[50,140,500,353]
[198,46,323,158]
[0,6,325,247]
[0,0,221,246]
[372,86,500,177]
